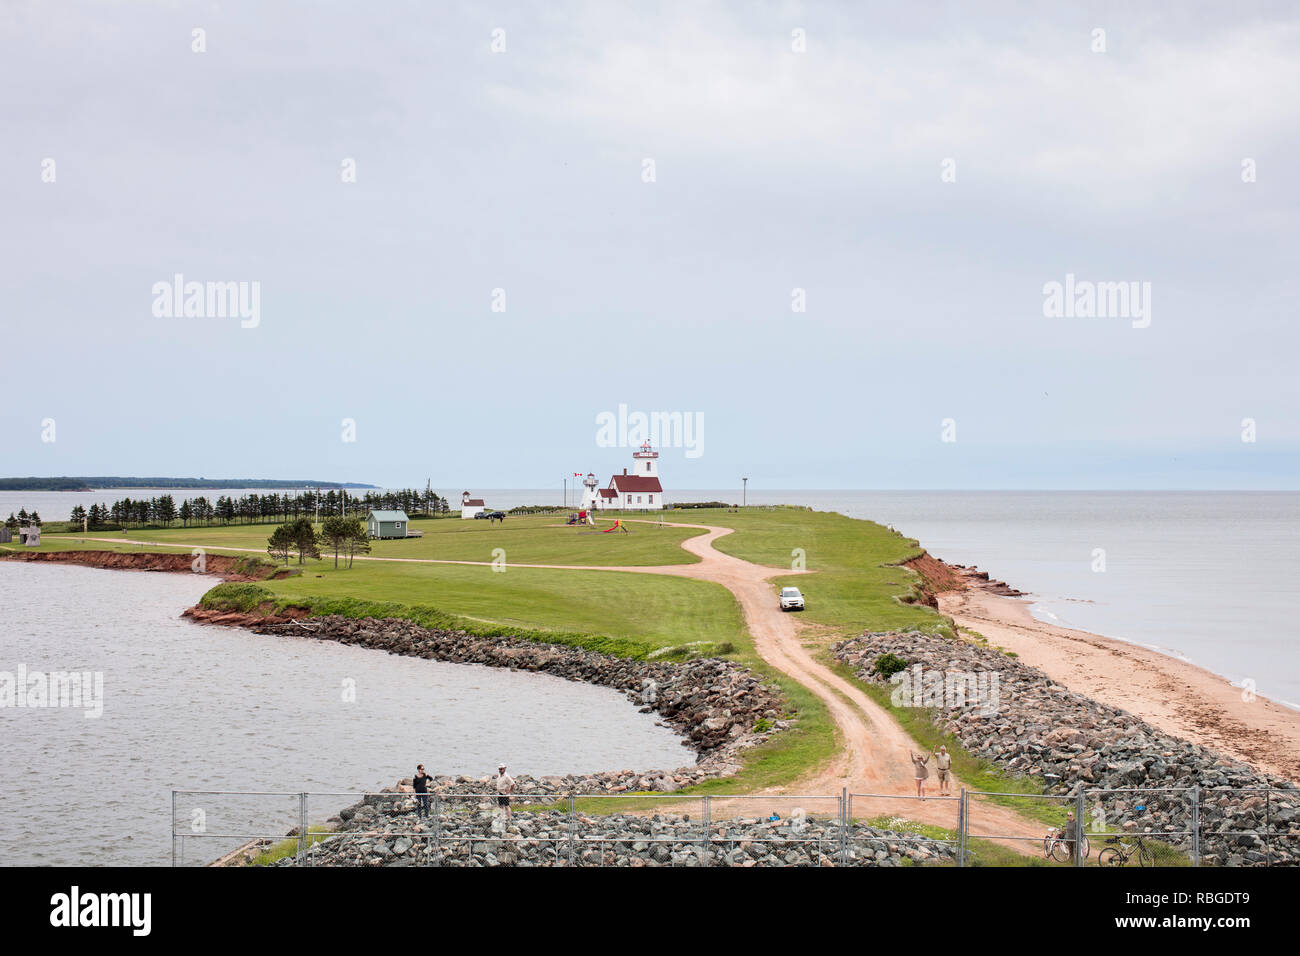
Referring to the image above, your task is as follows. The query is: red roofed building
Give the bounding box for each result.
[581,441,665,511]
[460,491,488,519]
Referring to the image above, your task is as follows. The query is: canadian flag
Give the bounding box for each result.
[573,472,582,477]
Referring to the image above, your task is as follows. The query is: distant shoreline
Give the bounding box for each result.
[0,477,378,492]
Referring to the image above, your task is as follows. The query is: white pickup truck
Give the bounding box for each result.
[779,587,805,611]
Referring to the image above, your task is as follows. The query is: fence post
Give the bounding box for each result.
[1266,789,1273,867]
[958,789,966,867]
[567,795,576,867]
[1074,790,1086,867]
[839,788,848,866]
[701,796,711,867]
[1190,786,1200,867]
[171,790,177,868]
[433,795,442,866]
[297,792,307,864]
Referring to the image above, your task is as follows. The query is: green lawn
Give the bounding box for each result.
[50,513,704,567]
[258,559,747,660]
[651,506,949,640]
[24,506,949,653]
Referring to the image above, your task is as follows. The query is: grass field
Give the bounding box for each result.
[56,513,704,566]
[651,507,948,640]
[21,506,950,652]
[261,561,748,660]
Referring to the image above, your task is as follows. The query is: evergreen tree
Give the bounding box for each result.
[318,516,352,569]
[290,517,321,564]
[156,495,177,527]
[343,518,371,569]
[267,524,295,565]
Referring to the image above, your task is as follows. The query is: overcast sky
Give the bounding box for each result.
[2,1,1297,489]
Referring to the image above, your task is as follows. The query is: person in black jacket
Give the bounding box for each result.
[413,764,432,819]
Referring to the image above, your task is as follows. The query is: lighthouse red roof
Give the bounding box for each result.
[610,475,662,493]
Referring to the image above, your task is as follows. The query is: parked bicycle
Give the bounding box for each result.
[1042,828,1089,863]
[1097,834,1156,867]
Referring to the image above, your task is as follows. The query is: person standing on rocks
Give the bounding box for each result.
[932,746,952,796]
[494,763,516,821]
[413,764,432,820]
[910,750,931,799]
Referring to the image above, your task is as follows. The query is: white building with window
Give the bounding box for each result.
[460,491,487,519]
[580,441,664,511]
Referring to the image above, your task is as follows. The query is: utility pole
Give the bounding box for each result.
[742,477,748,508]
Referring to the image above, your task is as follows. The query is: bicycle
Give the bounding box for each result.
[1097,834,1156,867]
[1042,828,1089,863]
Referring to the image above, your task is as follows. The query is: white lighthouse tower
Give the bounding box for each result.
[632,440,659,477]
[580,472,599,510]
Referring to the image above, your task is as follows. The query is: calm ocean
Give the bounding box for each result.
[0,561,687,866]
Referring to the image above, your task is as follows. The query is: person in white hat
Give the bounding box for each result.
[494,763,516,820]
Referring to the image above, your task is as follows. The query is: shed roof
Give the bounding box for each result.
[368,510,409,522]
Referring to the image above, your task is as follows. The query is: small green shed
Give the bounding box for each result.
[367,509,410,539]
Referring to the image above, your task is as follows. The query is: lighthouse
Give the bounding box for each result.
[580,472,599,511]
[632,440,659,477]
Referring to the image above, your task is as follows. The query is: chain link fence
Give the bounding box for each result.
[171,785,1299,867]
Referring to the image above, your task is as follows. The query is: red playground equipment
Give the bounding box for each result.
[602,519,628,533]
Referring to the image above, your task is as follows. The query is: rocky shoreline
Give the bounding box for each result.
[261,787,955,867]
[835,630,1300,866]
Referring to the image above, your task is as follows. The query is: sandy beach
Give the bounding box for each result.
[931,565,1300,784]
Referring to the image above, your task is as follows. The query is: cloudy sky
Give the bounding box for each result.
[2,1,1297,489]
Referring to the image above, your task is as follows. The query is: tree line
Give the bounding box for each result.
[268,516,372,569]
[4,509,42,529]
[54,486,452,529]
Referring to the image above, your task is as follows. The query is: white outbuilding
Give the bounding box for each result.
[461,491,487,519]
